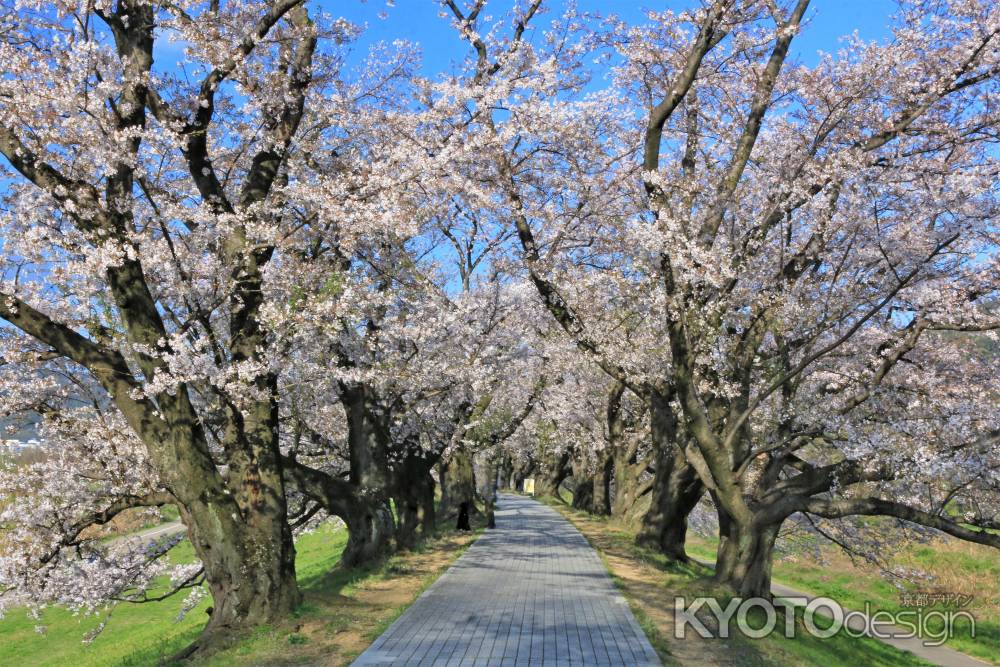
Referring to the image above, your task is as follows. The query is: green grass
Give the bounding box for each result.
[159,504,181,523]
[0,523,349,667]
[2,501,482,667]
[683,531,999,664]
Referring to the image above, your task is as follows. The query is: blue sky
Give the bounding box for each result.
[331,0,899,74]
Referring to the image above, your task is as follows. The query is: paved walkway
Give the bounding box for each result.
[353,493,660,666]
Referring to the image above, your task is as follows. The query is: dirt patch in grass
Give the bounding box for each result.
[310,532,477,664]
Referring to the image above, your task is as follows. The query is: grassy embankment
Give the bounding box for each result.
[683,525,998,664]
[0,516,481,666]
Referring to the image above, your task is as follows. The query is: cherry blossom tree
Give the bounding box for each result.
[615,0,1000,597]
[433,0,711,560]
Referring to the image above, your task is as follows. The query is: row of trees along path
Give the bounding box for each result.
[0,0,998,661]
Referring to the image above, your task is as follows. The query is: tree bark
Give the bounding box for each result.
[177,490,299,655]
[496,453,514,490]
[635,389,703,560]
[393,451,437,549]
[713,505,780,598]
[534,448,570,498]
[480,454,499,529]
[280,455,393,568]
[603,381,650,519]
[152,393,299,657]
[341,496,397,566]
[635,446,703,560]
[591,454,613,516]
[479,453,499,504]
[571,476,594,511]
[342,384,396,562]
[440,445,478,524]
[0,2,314,658]
[569,451,611,515]
[610,448,649,518]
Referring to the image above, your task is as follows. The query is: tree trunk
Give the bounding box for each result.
[342,384,396,562]
[479,454,499,504]
[497,453,514,490]
[604,382,649,519]
[636,446,703,560]
[591,454,612,515]
[635,389,703,560]
[178,498,299,655]
[479,454,498,529]
[714,506,780,598]
[81,220,302,658]
[341,496,396,566]
[610,448,648,518]
[440,445,477,523]
[279,455,394,568]
[534,448,570,498]
[485,499,496,528]
[570,451,610,514]
[571,476,595,511]
[394,452,436,549]
[152,394,299,658]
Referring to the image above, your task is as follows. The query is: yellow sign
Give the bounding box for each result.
[523,478,535,495]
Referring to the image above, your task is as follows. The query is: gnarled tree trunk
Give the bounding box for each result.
[571,476,594,511]
[280,455,392,569]
[591,454,612,516]
[342,384,396,563]
[636,448,703,561]
[479,453,499,504]
[610,447,651,519]
[341,496,397,566]
[602,381,652,519]
[713,502,780,598]
[144,390,299,658]
[393,450,437,549]
[534,448,571,498]
[570,452,611,515]
[178,491,299,651]
[440,445,477,525]
[635,389,703,561]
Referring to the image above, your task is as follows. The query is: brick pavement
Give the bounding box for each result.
[352,493,660,666]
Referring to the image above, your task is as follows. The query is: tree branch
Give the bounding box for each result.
[697,0,810,244]
[39,491,176,565]
[643,1,730,179]
[804,496,1000,550]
